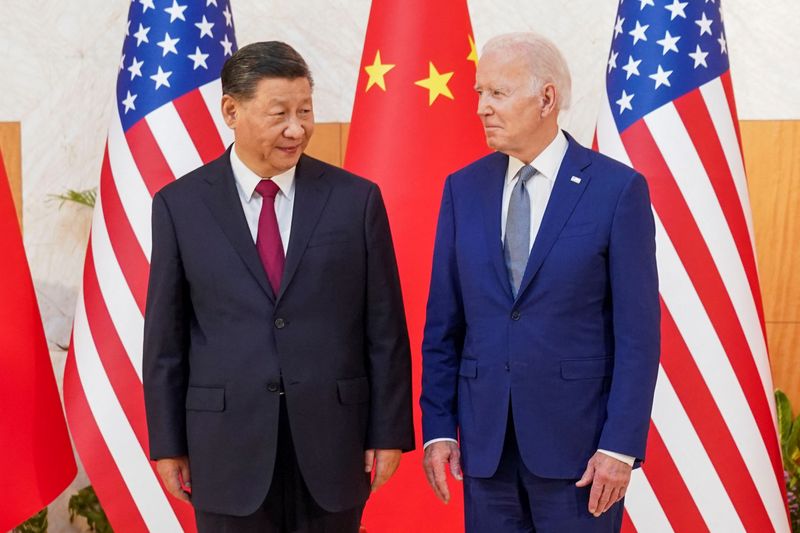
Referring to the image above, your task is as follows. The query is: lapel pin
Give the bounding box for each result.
[570,176,582,184]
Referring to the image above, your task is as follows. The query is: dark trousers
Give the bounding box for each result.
[463,406,624,533]
[195,397,363,533]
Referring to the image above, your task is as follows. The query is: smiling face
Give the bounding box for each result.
[222,76,314,177]
[475,47,558,163]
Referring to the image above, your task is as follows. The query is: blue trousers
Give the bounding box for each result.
[464,407,624,533]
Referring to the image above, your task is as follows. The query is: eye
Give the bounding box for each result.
[492,89,504,97]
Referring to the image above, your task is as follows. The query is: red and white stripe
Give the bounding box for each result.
[596,74,789,532]
[63,79,232,533]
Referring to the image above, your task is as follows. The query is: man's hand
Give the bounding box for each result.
[422,441,462,504]
[575,451,632,517]
[156,456,192,503]
[364,449,402,493]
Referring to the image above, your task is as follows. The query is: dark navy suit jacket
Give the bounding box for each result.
[143,150,414,515]
[421,133,660,479]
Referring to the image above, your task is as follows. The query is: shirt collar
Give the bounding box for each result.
[506,130,569,184]
[230,144,296,202]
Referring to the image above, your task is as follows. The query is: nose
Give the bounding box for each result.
[283,116,304,139]
[477,94,492,116]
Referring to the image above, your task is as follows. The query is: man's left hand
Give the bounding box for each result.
[364,449,402,493]
[575,451,632,517]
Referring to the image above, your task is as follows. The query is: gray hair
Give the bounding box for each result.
[482,32,572,110]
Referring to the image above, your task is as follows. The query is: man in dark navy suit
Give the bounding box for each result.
[421,33,660,532]
[143,41,413,532]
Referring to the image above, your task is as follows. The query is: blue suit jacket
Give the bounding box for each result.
[421,133,660,479]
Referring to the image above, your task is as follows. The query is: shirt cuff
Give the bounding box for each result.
[423,437,458,450]
[597,449,635,466]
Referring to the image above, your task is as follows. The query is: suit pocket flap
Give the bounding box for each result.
[186,386,225,411]
[561,357,613,380]
[559,222,597,239]
[308,230,350,248]
[458,359,478,378]
[337,376,370,404]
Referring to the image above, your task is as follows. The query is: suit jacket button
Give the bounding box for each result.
[511,310,521,320]
[267,383,279,393]
[274,318,286,329]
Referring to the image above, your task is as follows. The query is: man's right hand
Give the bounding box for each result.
[156,456,192,503]
[422,441,462,504]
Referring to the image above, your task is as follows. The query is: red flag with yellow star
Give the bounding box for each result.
[345,0,488,530]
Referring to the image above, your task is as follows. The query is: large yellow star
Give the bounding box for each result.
[467,35,478,66]
[414,62,454,105]
[364,50,395,92]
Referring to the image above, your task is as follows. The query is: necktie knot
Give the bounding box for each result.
[517,164,536,184]
[256,179,280,200]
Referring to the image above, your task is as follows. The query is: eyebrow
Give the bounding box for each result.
[266,96,313,106]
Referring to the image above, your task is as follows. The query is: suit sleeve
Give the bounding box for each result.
[420,176,465,444]
[598,172,661,461]
[143,192,191,460]
[363,183,415,451]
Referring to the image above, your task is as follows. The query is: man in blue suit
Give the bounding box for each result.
[421,33,660,532]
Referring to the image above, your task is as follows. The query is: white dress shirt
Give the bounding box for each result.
[501,130,568,249]
[425,131,635,467]
[229,145,295,252]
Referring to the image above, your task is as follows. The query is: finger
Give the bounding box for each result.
[449,449,463,481]
[587,478,604,515]
[423,460,443,500]
[427,467,446,502]
[166,469,190,503]
[618,485,627,501]
[593,483,612,517]
[179,461,191,489]
[364,449,375,473]
[423,457,435,486]
[371,459,392,493]
[575,463,595,487]
[433,460,451,504]
[602,486,621,513]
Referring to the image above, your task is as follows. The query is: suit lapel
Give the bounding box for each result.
[480,152,514,300]
[199,148,275,302]
[515,134,592,301]
[277,154,330,302]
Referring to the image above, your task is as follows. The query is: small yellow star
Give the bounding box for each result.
[364,50,395,92]
[467,35,478,66]
[414,62,454,105]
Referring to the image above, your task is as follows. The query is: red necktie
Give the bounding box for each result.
[255,180,285,294]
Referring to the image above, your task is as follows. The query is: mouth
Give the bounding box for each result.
[277,145,302,155]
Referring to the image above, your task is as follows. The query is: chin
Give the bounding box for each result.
[485,139,503,152]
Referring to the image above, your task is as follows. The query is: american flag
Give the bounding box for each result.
[595,1,789,531]
[63,1,236,531]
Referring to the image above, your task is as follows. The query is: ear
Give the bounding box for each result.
[221,94,238,129]
[540,83,558,118]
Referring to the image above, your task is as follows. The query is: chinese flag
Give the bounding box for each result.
[345,1,488,531]
[0,149,76,531]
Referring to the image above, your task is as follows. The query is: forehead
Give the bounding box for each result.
[251,76,313,103]
[475,49,530,86]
